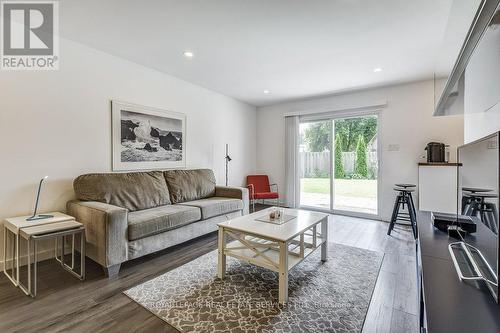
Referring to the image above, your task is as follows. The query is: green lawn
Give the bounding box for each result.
[300,178,377,198]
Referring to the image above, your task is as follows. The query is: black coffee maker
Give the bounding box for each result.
[425,142,447,163]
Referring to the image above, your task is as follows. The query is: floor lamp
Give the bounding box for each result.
[225,144,232,186]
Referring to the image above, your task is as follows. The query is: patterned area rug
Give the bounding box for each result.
[124,243,383,333]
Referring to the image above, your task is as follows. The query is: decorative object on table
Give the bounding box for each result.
[224,143,232,186]
[124,243,383,333]
[3,212,77,296]
[269,206,282,220]
[111,100,186,171]
[254,210,295,225]
[27,176,54,221]
[246,174,279,212]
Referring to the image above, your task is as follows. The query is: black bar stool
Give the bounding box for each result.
[387,184,417,239]
[463,192,498,234]
[395,184,417,217]
[461,187,492,215]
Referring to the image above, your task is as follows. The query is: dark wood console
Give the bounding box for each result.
[417,211,500,332]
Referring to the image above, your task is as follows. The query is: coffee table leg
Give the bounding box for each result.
[218,227,226,279]
[279,241,289,305]
[321,218,328,262]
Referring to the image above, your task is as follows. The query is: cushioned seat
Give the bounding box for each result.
[128,205,201,241]
[253,192,279,199]
[179,197,243,220]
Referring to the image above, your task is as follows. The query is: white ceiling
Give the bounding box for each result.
[59,0,458,106]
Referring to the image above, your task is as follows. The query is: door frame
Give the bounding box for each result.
[298,111,382,220]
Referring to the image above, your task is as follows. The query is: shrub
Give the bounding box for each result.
[345,173,364,179]
[334,133,345,179]
[355,135,368,178]
[312,168,329,178]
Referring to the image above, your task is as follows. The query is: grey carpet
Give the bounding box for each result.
[124,243,383,333]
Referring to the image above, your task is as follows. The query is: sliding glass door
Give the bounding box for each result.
[298,114,379,217]
[299,120,332,210]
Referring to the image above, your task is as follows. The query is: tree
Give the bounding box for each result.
[334,133,345,179]
[302,116,377,153]
[355,135,368,177]
[334,117,377,152]
[303,121,331,152]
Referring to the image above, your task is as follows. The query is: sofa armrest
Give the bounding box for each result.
[66,200,128,268]
[215,186,249,215]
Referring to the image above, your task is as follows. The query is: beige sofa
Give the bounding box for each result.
[67,169,248,277]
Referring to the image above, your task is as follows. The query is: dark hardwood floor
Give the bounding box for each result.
[0,209,417,333]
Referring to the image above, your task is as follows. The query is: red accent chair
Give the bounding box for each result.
[246,175,279,212]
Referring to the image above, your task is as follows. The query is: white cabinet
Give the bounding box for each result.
[418,164,458,214]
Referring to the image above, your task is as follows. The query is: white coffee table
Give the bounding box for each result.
[217,207,329,304]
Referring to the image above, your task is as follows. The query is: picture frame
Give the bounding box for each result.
[111,100,186,171]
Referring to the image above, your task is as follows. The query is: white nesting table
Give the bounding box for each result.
[217,207,329,304]
[3,212,82,296]
[21,220,85,296]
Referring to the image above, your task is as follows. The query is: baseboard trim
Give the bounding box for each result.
[0,247,70,271]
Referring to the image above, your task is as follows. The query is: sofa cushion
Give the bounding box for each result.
[127,205,201,241]
[164,169,216,204]
[74,171,171,212]
[179,197,243,219]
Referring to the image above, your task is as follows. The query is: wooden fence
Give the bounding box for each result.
[299,151,378,177]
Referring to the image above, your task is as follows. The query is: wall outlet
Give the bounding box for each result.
[388,144,400,152]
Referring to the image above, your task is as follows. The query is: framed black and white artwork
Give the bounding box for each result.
[111,101,186,171]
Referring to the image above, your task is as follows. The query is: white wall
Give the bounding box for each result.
[0,38,257,264]
[256,80,464,221]
[464,104,500,143]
